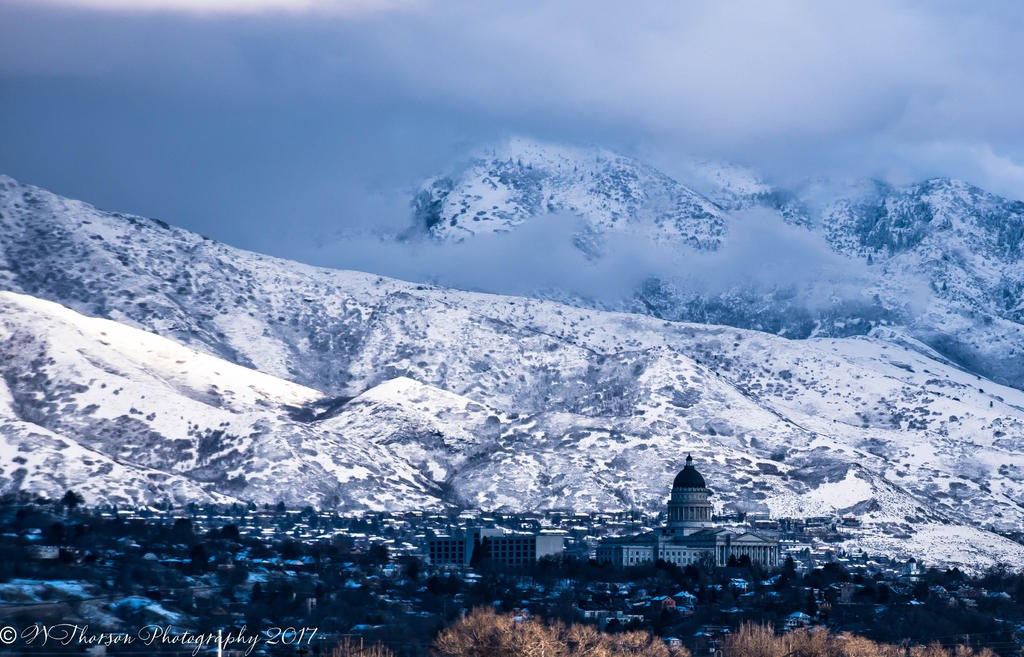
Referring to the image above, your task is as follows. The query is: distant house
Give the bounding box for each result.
[785,611,812,630]
[673,590,698,607]
[648,595,677,616]
[31,545,60,560]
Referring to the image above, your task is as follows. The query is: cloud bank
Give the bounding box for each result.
[1,0,1023,265]
[25,0,418,15]
[304,208,884,320]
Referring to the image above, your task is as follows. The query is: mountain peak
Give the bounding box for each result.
[411,137,726,249]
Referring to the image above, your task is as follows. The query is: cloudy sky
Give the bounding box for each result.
[2,0,1024,266]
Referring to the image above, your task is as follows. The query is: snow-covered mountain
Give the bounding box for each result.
[411,137,726,251]
[410,138,1024,391]
[2,174,1024,570]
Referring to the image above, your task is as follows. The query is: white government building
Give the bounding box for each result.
[596,455,779,568]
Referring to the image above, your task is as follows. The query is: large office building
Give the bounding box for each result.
[596,455,779,568]
[428,527,565,568]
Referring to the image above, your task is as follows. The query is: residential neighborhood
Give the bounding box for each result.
[2,495,1024,656]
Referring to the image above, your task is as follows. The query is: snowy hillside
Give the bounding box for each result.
[0,291,447,510]
[409,138,1024,391]
[2,174,1024,569]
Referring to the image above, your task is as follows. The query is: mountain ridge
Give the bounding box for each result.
[408,139,1024,390]
[2,173,1024,570]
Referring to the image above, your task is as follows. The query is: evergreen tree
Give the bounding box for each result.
[60,490,83,510]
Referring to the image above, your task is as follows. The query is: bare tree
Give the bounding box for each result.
[724,623,996,657]
[434,608,675,657]
[331,637,394,657]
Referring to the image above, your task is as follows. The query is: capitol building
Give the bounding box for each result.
[596,455,779,568]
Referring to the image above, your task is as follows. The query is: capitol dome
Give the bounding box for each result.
[672,454,706,489]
